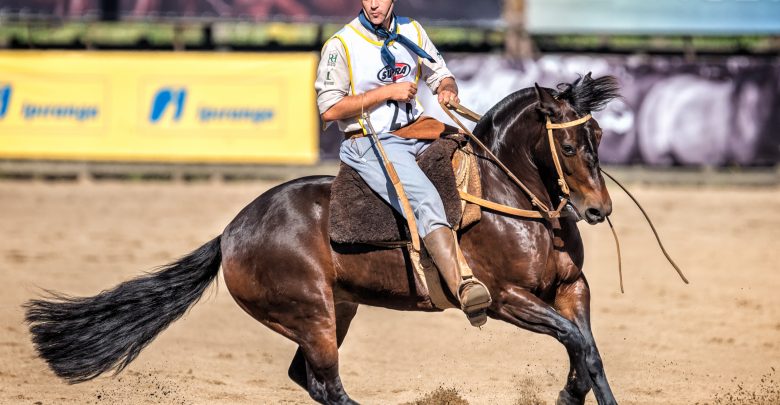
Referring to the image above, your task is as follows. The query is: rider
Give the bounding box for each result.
[315,0,491,324]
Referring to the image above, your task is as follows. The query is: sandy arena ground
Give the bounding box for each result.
[0,180,778,405]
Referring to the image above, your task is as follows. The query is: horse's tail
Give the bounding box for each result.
[24,235,223,384]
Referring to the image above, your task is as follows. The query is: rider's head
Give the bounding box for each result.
[361,0,395,28]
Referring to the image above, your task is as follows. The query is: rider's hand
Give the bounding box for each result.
[438,89,460,107]
[384,82,418,103]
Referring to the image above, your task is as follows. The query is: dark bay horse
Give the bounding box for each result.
[25,74,620,405]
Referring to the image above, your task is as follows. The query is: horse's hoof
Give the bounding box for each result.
[556,389,585,405]
[331,396,360,405]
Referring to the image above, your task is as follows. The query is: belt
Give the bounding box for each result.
[344,129,365,140]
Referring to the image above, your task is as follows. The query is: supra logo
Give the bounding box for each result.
[0,84,11,119]
[149,87,187,123]
[377,63,411,83]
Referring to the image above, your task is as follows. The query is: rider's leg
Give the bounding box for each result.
[339,134,491,322]
[339,133,448,237]
[422,227,492,323]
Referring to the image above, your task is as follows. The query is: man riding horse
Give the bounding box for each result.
[26,1,627,403]
[315,0,492,324]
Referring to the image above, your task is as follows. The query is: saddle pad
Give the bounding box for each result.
[329,136,466,244]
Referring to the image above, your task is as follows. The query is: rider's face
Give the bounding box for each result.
[361,0,395,27]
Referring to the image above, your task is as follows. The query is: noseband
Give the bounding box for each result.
[545,114,591,198]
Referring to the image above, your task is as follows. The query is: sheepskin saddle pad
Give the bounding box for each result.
[329,134,482,245]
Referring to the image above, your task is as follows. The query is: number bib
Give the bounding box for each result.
[332,17,424,134]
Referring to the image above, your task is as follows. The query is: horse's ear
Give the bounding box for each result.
[534,83,559,117]
[583,72,593,82]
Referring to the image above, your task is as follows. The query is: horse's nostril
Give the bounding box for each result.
[585,208,603,222]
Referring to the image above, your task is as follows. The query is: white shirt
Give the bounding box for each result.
[315,16,455,133]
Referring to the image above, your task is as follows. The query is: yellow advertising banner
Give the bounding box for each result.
[0,51,318,164]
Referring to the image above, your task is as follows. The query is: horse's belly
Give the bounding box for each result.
[332,247,438,311]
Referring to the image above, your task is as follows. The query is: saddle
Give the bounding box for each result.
[329,134,482,246]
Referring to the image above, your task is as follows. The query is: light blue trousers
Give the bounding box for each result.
[339,133,449,237]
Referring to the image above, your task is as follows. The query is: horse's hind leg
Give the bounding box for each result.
[297,306,359,405]
[245,300,356,405]
[224,265,357,404]
[492,286,617,405]
[554,275,614,405]
[289,303,359,392]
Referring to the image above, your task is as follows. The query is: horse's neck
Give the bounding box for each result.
[476,131,554,212]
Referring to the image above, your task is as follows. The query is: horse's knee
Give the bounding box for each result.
[558,323,587,353]
[586,352,605,374]
[560,327,607,378]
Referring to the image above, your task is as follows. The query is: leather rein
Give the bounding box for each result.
[440,101,689,290]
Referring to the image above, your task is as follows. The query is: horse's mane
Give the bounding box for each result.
[472,88,536,146]
[474,73,620,134]
[473,74,620,148]
[553,74,620,115]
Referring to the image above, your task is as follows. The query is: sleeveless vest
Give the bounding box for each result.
[332,17,424,134]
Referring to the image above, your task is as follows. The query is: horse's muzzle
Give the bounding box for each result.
[583,198,612,224]
[584,207,606,224]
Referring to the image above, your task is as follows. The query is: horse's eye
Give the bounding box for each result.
[562,144,577,156]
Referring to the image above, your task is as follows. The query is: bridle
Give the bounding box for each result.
[440,100,591,220]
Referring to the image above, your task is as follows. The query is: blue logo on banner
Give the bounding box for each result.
[149,87,187,123]
[149,86,276,125]
[5,83,99,122]
[0,84,11,119]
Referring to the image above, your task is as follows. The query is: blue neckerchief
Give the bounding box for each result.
[358,10,435,79]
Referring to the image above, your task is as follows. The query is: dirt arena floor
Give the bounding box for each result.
[0,179,778,405]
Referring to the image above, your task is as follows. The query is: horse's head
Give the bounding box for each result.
[533,73,620,224]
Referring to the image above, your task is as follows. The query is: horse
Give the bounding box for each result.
[24,73,621,405]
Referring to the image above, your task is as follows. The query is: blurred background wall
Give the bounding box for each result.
[0,0,778,167]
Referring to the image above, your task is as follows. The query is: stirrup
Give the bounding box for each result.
[458,278,492,327]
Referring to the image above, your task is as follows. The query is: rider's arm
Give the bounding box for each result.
[315,38,352,122]
[320,88,386,123]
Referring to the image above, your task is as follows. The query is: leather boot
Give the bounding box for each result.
[423,227,492,326]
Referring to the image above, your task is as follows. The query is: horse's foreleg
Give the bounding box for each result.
[555,275,615,405]
[491,286,616,405]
